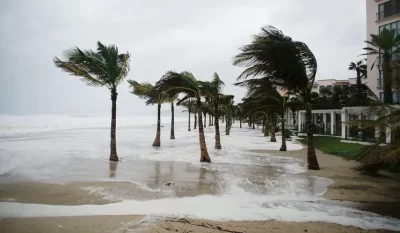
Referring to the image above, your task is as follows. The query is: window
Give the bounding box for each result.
[378,72,384,87]
[379,92,400,103]
[378,0,400,20]
[394,91,400,103]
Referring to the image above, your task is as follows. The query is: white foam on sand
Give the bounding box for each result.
[1,178,399,231]
[1,115,399,230]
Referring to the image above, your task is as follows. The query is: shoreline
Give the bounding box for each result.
[0,216,397,233]
[252,146,400,203]
[1,143,400,232]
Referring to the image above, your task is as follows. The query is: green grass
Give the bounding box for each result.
[297,136,366,158]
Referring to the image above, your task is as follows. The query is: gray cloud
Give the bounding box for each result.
[0,0,366,115]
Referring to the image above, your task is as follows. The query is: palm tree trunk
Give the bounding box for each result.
[270,114,276,142]
[170,102,175,139]
[215,105,222,149]
[280,110,287,151]
[383,53,393,104]
[208,114,211,126]
[197,100,211,162]
[264,115,269,136]
[226,117,231,135]
[252,114,255,129]
[194,112,197,130]
[239,118,242,128]
[306,102,320,170]
[204,112,206,128]
[152,103,161,147]
[109,92,119,161]
[262,115,266,133]
[188,108,191,132]
[356,70,362,105]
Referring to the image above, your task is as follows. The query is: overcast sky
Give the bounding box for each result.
[0,0,366,115]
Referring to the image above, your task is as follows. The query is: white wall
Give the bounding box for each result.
[365,0,400,99]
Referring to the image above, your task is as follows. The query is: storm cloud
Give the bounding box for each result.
[0,0,366,115]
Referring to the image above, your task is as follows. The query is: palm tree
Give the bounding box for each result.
[235,78,288,150]
[233,25,320,169]
[202,73,233,149]
[128,80,167,147]
[54,42,130,162]
[169,96,178,139]
[219,97,235,136]
[156,71,211,162]
[353,105,400,173]
[180,99,195,131]
[363,29,400,104]
[348,60,367,105]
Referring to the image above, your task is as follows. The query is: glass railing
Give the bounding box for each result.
[377,9,400,20]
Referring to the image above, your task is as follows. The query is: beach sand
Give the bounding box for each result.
[0,216,396,233]
[1,146,400,233]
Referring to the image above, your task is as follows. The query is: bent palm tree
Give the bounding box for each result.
[128,80,167,147]
[363,29,400,104]
[157,71,211,162]
[54,41,130,161]
[233,25,320,169]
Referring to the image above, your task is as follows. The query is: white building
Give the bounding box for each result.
[366,0,400,103]
[311,78,360,93]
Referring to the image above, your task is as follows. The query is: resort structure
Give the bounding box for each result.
[366,0,400,103]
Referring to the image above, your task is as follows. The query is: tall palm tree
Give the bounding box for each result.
[202,73,234,149]
[363,29,400,104]
[233,25,320,169]
[54,42,130,162]
[348,60,367,105]
[127,80,170,147]
[180,99,195,131]
[156,71,211,162]
[169,96,178,139]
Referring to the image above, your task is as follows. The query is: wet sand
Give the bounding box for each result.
[1,144,400,232]
[252,146,400,203]
[0,216,396,233]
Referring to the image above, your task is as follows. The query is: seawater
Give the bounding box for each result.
[0,114,399,231]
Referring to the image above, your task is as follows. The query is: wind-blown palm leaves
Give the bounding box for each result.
[156,71,211,162]
[54,41,130,162]
[352,106,400,173]
[233,25,320,169]
[128,80,160,146]
[128,80,176,146]
[363,29,400,104]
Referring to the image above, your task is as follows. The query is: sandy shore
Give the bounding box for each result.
[1,145,400,233]
[0,216,396,233]
[252,146,400,203]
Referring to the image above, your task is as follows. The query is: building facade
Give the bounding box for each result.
[366,0,400,103]
[311,78,359,93]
